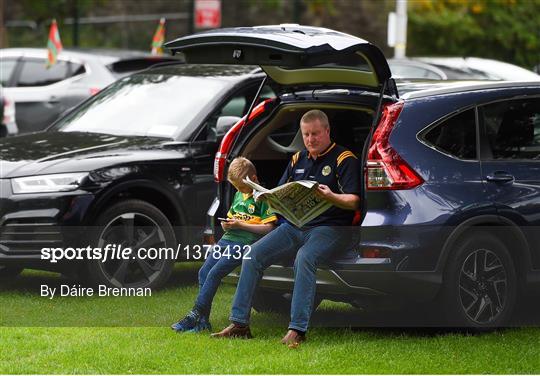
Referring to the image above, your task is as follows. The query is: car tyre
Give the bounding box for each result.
[85,199,176,290]
[440,231,517,329]
[0,265,23,281]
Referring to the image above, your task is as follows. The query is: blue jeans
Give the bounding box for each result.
[229,222,350,332]
[194,239,246,317]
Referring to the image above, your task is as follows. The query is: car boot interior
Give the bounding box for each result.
[240,103,374,189]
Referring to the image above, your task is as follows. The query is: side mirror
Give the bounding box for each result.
[216,116,241,138]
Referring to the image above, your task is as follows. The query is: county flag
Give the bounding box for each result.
[151,18,166,56]
[47,19,63,68]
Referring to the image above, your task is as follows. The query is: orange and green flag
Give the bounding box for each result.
[46,19,63,68]
[151,18,166,56]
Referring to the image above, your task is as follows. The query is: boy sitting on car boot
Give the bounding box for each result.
[211,109,361,347]
[171,157,277,333]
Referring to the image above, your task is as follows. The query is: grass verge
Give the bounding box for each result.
[0,265,539,374]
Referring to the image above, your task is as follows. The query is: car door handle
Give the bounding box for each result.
[486,172,515,183]
[47,96,60,104]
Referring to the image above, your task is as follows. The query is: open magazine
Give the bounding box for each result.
[243,176,332,227]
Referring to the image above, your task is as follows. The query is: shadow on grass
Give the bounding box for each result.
[1,264,538,333]
[162,262,201,289]
[325,300,538,327]
[261,298,540,336]
[0,270,70,294]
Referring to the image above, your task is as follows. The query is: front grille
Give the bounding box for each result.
[0,218,63,254]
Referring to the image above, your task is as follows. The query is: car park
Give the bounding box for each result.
[389,57,540,81]
[0,63,272,289]
[414,57,540,81]
[166,24,540,328]
[0,48,178,134]
[388,58,448,80]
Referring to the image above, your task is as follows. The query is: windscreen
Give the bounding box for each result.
[50,73,229,139]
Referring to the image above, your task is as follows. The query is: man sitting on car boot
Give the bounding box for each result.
[211,109,361,347]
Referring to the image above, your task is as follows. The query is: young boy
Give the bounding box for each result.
[171,157,277,333]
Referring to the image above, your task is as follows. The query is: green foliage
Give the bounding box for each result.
[408,0,540,69]
[252,0,285,10]
[7,0,114,49]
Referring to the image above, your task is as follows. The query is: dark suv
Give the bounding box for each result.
[0,63,273,288]
[167,25,540,328]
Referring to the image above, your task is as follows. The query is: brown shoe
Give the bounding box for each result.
[210,323,252,339]
[281,329,306,348]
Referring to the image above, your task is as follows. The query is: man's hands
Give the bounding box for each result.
[317,184,360,211]
[316,184,334,200]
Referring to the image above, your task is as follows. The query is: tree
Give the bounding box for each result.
[408,0,540,69]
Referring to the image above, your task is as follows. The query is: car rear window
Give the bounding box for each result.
[15,59,86,87]
[17,59,70,86]
[423,109,477,160]
[390,63,442,79]
[0,58,17,86]
[279,52,372,72]
[481,98,540,160]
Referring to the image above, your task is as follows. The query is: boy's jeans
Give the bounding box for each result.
[229,222,350,332]
[194,238,247,317]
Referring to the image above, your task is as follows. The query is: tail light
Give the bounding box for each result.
[203,229,216,245]
[213,98,274,182]
[89,87,101,96]
[361,247,391,258]
[3,97,15,124]
[366,101,423,190]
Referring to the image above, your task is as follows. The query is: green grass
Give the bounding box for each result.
[0,265,539,374]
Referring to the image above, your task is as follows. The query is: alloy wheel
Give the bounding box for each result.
[97,212,167,287]
[458,248,508,325]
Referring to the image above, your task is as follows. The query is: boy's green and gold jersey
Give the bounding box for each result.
[222,191,277,244]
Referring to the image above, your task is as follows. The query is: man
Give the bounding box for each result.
[211,109,361,347]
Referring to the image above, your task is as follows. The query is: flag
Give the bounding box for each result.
[46,19,63,68]
[151,18,166,56]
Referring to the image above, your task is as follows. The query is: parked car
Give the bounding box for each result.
[166,25,540,328]
[388,58,449,80]
[389,57,540,81]
[414,57,540,81]
[0,63,273,288]
[0,48,179,134]
[0,85,18,137]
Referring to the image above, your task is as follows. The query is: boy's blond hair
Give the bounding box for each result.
[227,157,257,181]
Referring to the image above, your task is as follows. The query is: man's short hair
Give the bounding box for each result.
[300,109,330,129]
[228,157,257,181]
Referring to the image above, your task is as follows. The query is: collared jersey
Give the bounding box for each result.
[278,142,361,227]
[222,191,278,244]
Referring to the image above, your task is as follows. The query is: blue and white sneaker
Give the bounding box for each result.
[171,310,199,332]
[187,315,212,333]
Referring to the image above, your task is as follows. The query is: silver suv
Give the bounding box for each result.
[0,48,178,134]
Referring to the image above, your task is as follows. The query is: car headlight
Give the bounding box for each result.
[11,173,88,194]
